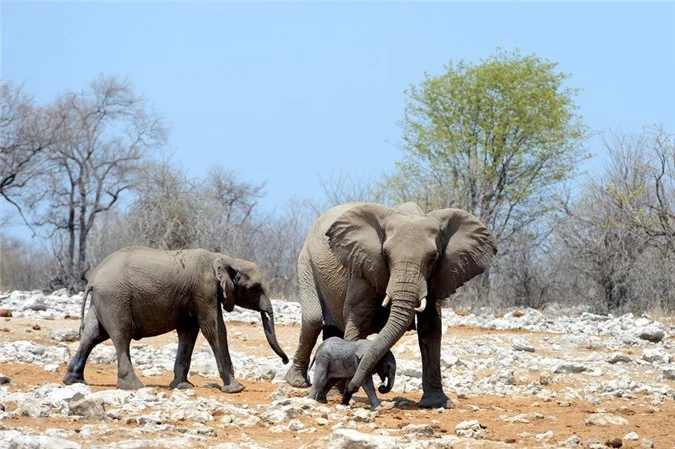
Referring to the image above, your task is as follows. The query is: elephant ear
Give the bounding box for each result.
[326,204,394,292]
[428,209,497,300]
[213,257,236,312]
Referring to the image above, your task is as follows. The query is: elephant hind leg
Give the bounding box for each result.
[63,309,109,385]
[109,327,144,390]
[170,321,199,389]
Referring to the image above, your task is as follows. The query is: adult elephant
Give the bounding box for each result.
[63,246,289,392]
[285,202,496,408]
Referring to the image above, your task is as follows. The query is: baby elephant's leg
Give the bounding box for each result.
[360,376,381,410]
[317,378,340,403]
[309,360,331,403]
[341,376,356,406]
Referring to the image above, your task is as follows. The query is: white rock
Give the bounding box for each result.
[585,413,629,426]
[635,326,665,343]
[553,363,588,374]
[0,430,81,449]
[642,348,671,364]
[49,329,80,342]
[624,432,639,440]
[401,423,434,436]
[44,363,61,372]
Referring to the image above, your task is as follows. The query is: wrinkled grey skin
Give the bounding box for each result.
[308,337,395,410]
[285,202,496,408]
[63,246,289,392]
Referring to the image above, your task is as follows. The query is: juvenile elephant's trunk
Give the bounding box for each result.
[259,295,289,364]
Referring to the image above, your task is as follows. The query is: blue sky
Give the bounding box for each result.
[2,2,674,229]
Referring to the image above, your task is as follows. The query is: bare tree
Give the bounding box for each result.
[553,126,674,313]
[0,234,57,291]
[124,161,199,250]
[194,166,266,257]
[0,81,56,227]
[25,76,167,291]
[251,198,312,299]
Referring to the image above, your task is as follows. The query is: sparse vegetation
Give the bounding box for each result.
[1,52,673,314]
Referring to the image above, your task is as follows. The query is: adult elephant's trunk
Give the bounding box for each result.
[258,295,289,364]
[348,300,414,393]
[348,263,424,393]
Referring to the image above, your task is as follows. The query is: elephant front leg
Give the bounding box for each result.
[170,322,199,389]
[417,302,453,409]
[357,375,382,411]
[343,276,378,341]
[286,270,323,388]
[198,308,244,393]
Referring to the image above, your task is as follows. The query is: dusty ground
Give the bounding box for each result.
[1,316,673,448]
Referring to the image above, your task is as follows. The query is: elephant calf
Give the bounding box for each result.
[308,337,395,410]
[63,246,288,392]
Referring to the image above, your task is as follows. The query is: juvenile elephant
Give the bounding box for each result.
[285,202,496,408]
[308,337,395,410]
[63,246,289,392]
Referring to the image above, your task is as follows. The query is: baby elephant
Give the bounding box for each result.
[308,337,396,410]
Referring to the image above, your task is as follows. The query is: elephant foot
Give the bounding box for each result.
[63,372,87,385]
[169,379,194,389]
[285,364,310,388]
[418,390,455,409]
[221,381,245,393]
[116,375,144,390]
[313,396,328,404]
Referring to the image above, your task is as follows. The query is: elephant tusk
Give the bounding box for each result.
[414,297,427,313]
[381,294,391,307]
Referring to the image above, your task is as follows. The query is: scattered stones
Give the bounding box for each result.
[563,435,581,447]
[553,363,588,374]
[607,353,632,364]
[0,290,673,448]
[68,393,109,421]
[455,419,486,439]
[624,432,639,441]
[605,438,623,448]
[512,341,535,352]
[0,309,12,317]
[401,423,434,436]
[642,348,671,364]
[585,413,629,427]
[641,438,655,448]
[662,368,675,381]
[500,412,543,423]
[635,326,665,343]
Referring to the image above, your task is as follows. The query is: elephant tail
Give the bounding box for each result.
[78,284,92,338]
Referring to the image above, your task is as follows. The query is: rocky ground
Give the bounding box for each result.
[0,290,674,449]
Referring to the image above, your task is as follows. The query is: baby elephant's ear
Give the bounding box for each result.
[213,258,236,312]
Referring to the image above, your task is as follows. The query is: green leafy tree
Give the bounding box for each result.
[385,49,590,243]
